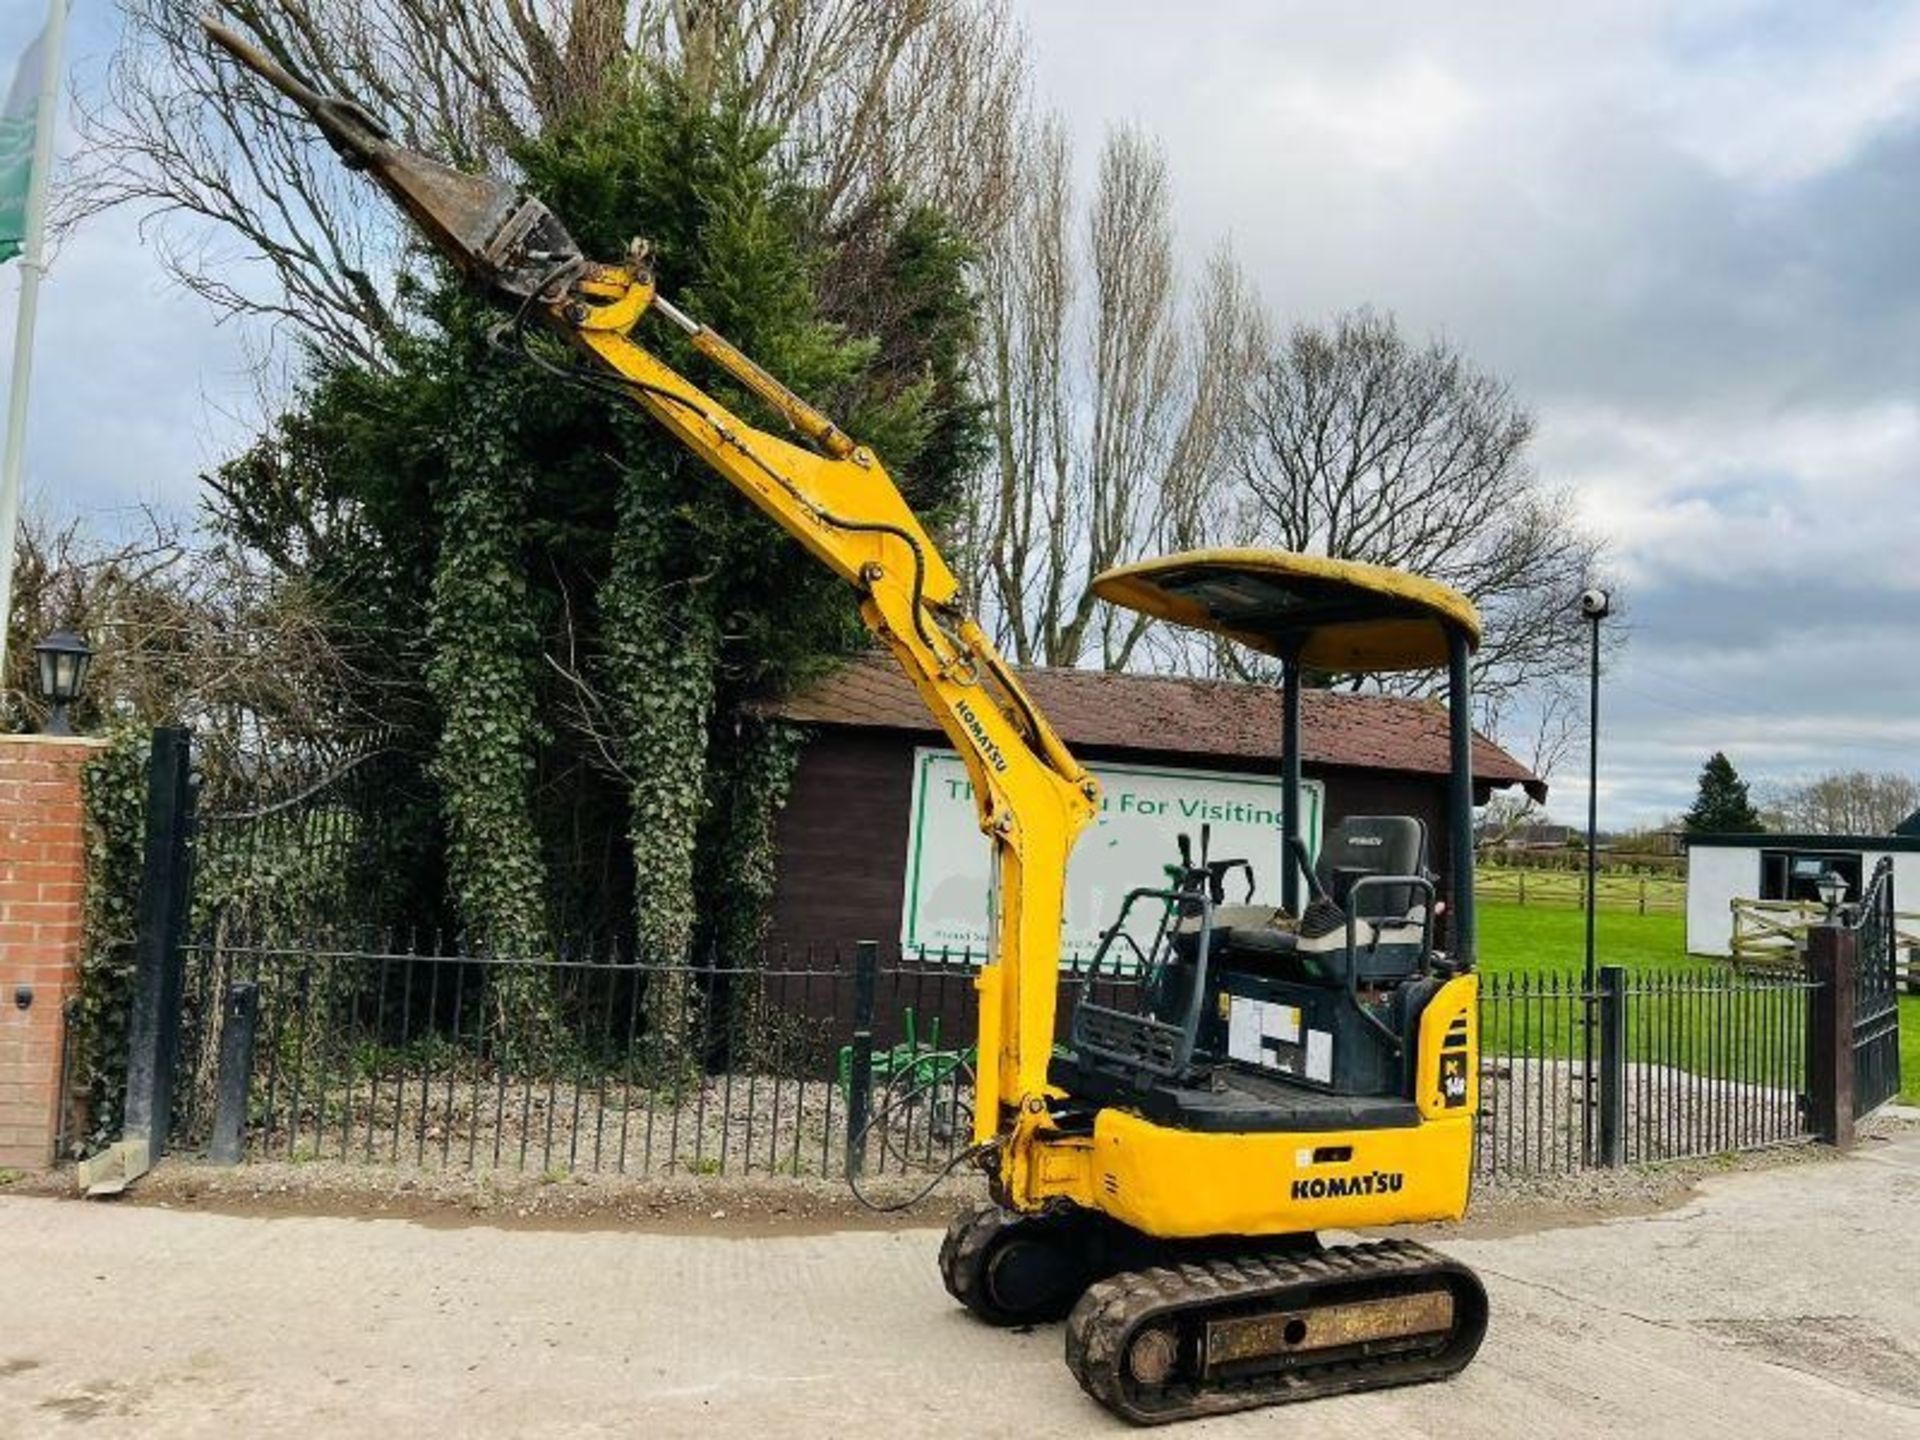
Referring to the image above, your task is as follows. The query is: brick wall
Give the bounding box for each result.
[0,734,104,1170]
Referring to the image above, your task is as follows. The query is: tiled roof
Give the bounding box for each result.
[771,653,1545,800]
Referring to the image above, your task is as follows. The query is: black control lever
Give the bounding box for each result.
[1208,858,1256,905]
[1166,831,1205,900]
[1170,830,1255,905]
[1170,828,1257,905]
[1289,835,1329,902]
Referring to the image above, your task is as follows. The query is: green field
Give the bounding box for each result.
[1478,900,1918,1103]
[1479,900,1694,978]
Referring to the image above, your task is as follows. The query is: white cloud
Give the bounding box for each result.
[1544,399,1920,590]
[1250,59,1482,173]
[1653,5,1920,186]
[1017,0,1920,826]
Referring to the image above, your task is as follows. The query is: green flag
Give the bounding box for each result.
[0,20,51,265]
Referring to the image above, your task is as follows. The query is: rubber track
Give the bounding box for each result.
[938,1203,1005,1317]
[1063,1238,1487,1424]
[940,1202,1064,1324]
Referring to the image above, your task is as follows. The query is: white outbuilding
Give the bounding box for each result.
[1684,832,1920,956]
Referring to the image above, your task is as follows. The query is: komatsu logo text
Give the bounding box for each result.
[1291,1170,1405,1200]
[955,699,1009,773]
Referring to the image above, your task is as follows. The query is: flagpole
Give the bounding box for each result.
[0,0,70,693]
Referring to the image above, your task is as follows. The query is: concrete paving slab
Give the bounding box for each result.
[3,1135,1917,1438]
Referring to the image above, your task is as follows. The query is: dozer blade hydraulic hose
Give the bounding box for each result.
[202,18,585,304]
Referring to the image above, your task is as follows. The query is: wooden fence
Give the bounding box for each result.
[1475,867,1685,914]
[1729,896,1920,990]
[1478,849,1685,876]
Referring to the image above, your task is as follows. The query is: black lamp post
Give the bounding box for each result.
[1579,589,1610,990]
[33,629,92,736]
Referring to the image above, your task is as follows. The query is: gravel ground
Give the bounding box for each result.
[12,1111,1908,1236]
[235,1071,905,1181]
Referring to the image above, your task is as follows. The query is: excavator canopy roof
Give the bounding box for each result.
[1092,549,1481,673]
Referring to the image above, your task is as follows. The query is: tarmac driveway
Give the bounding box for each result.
[3,1133,1918,1438]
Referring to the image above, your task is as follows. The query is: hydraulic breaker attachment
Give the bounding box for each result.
[202,19,584,303]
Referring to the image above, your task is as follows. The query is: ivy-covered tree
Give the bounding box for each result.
[206,76,984,988]
[1683,752,1763,834]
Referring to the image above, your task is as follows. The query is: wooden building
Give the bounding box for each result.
[763,654,1544,956]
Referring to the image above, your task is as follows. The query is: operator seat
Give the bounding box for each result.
[1198,815,1438,1102]
[1318,815,1427,920]
[1209,815,1433,986]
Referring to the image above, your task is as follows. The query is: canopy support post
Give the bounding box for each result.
[1281,647,1303,915]
[1447,630,1477,966]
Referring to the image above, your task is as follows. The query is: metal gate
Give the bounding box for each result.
[1852,856,1901,1118]
[171,741,440,1148]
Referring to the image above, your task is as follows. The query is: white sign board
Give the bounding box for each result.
[901,748,1324,960]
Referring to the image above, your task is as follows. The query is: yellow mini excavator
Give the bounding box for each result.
[207,21,1488,1423]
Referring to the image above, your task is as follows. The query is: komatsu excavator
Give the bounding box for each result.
[206,20,1489,1422]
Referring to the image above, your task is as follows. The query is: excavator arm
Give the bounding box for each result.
[559,268,1104,1163]
[202,22,1099,1179]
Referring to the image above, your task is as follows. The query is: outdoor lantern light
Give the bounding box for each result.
[1817,870,1848,921]
[33,629,92,737]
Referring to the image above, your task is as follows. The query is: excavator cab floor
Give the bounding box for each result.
[1049,1054,1420,1134]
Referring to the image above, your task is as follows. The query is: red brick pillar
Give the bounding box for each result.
[0,734,104,1170]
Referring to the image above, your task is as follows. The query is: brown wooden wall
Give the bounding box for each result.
[764,726,1455,956]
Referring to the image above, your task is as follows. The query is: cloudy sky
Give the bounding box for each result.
[4,1,1919,827]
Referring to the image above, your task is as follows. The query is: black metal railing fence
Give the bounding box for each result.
[170,940,1138,1181]
[1476,966,1817,1179]
[173,933,1827,1185]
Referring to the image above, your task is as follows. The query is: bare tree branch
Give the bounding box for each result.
[1759,770,1920,834]
[69,1,1029,373]
[1217,308,1605,712]
[965,121,1262,669]
[4,506,390,753]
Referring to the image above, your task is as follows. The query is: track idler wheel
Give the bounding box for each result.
[940,1203,1096,1327]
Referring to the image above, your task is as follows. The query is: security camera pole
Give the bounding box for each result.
[1579,587,1610,1168]
[1580,588,1610,992]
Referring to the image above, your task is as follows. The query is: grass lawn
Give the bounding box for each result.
[1479,900,1693,978]
[1906,996,1919,1105]
[1477,899,1917,1104]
